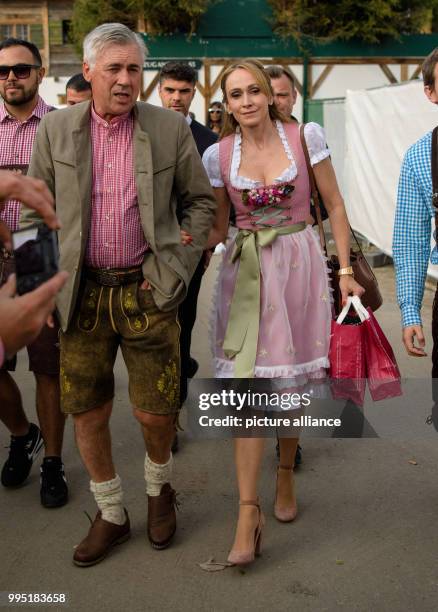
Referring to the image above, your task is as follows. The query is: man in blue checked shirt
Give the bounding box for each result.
[393,47,438,364]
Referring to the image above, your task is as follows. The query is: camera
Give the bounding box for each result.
[12,223,59,295]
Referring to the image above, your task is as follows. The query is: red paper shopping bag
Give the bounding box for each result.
[329,297,367,406]
[362,308,402,401]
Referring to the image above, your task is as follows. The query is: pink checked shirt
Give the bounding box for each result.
[0,96,53,231]
[85,106,148,269]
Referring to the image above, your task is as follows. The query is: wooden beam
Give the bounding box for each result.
[137,15,146,33]
[42,1,50,74]
[379,63,398,84]
[0,17,42,24]
[194,57,426,66]
[203,62,211,124]
[206,59,234,66]
[310,56,425,65]
[140,70,145,101]
[410,64,422,80]
[210,64,231,96]
[310,65,333,96]
[288,68,303,95]
[266,58,303,67]
[400,64,409,82]
[196,81,206,98]
[305,62,313,98]
[142,72,160,101]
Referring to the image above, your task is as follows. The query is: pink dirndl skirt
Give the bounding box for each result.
[211,225,332,387]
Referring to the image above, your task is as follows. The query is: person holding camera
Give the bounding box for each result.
[0,38,68,508]
[0,171,67,374]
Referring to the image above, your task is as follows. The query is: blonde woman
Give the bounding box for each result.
[202,59,363,566]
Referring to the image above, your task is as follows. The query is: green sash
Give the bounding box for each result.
[222,222,306,377]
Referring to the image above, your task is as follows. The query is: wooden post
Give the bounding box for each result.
[137,15,146,33]
[411,64,422,80]
[141,73,160,101]
[311,65,333,97]
[302,56,311,122]
[42,0,50,74]
[204,61,211,124]
[379,63,398,84]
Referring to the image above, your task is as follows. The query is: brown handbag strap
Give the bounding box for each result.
[300,123,366,258]
[300,124,326,253]
[431,126,438,235]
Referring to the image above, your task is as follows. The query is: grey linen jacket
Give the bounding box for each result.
[21,101,217,332]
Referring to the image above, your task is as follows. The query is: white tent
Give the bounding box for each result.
[343,80,438,278]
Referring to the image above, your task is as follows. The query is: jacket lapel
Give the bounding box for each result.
[72,103,92,242]
[133,104,156,250]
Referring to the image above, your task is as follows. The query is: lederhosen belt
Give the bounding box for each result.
[83,266,143,287]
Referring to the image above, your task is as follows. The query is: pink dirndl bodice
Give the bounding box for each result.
[212,122,332,384]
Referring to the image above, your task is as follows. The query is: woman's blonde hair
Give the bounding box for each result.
[219,59,288,138]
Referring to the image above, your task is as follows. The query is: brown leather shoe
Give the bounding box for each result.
[73,509,130,567]
[147,483,177,550]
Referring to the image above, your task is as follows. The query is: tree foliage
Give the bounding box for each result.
[71,0,214,55]
[143,0,213,35]
[71,0,143,54]
[267,0,438,44]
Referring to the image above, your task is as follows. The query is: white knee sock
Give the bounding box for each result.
[90,474,125,525]
[144,453,173,497]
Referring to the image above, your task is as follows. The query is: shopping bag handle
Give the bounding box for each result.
[336,295,370,324]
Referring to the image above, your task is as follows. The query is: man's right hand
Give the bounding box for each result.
[403,324,427,357]
[0,272,68,358]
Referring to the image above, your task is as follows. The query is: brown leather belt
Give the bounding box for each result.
[84,267,143,287]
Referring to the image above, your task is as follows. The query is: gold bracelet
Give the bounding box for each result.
[337,266,354,277]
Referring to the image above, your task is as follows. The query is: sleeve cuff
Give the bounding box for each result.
[210,178,224,188]
[401,304,422,328]
[310,148,330,167]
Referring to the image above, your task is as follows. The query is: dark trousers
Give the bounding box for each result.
[178,257,205,405]
[432,283,438,379]
[431,284,438,428]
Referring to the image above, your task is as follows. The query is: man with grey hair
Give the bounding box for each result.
[23,22,216,566]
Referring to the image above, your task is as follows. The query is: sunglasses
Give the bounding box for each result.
[208,108,223,113]
[0,64,41,80]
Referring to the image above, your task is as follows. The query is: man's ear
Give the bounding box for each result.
[37,66,45,85]
[83,61,91,83]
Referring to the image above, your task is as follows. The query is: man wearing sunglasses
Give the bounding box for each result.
[0,38,68,509]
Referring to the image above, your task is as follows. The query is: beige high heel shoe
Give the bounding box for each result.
[227,500,265,566]
[274,465,298,522]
